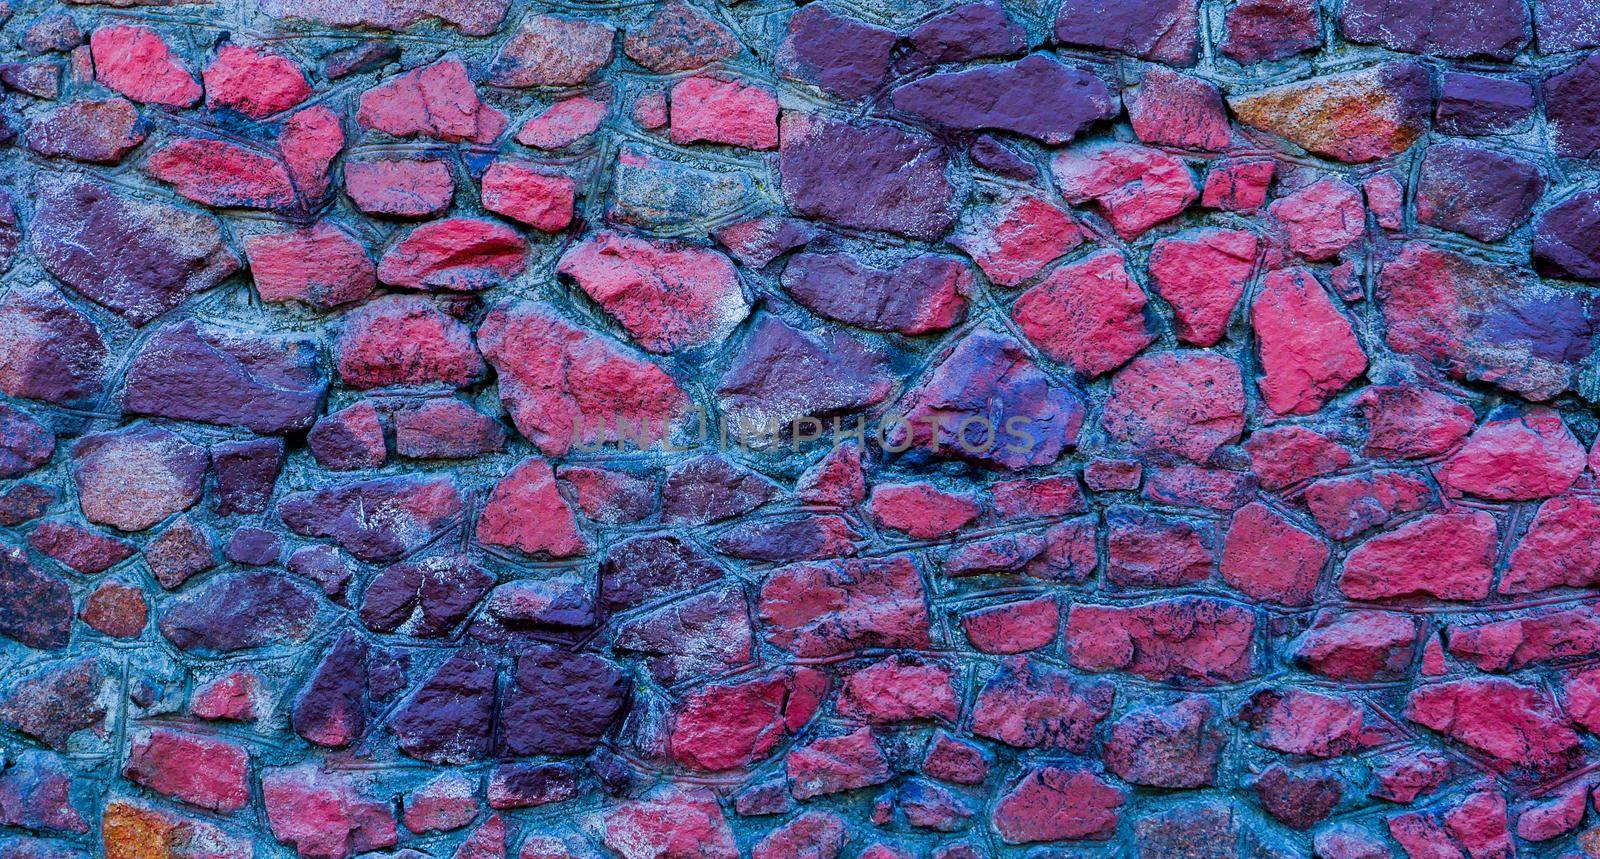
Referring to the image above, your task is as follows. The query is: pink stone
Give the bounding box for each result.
[345,159,454,219]
[191,670,262,722]
[1065,597,1255,683]
[1013,249,1153,377]
[481,162,576,233]
[962,597,1059,654]
[950,192,1084,288]
[378,218,528,291]
[476,457,588,558]
[1406,678,1582,777]
[1242,425,1351,491]
[869,483,980,539]
[336,295,484,389]
[1364,172,1405,229]
[758,555,931,658]
[279,105,344,202]
[514,96,607,149]
[357,60,507,144]
[124,729,248,812]
[488,13,615,88]
[1221,502,1327,606]
[837,655,959,723]
[1147,228,1259,346]
[1128,66,1231,150]
[1501,494,1600,594]
[245,222,375,309]
[1437,406,1585,500]
[669,75,779,150]
[1356,384,1475,459]
[1250,267,1366,414]
[1268,177,1365,261]
[89,25,199,107]
[1051,142,1198,238]
[203,44,311,119]
[403,773,479,834]
[787,727,892,799]
[1339,510,1497,601]
[1201,158,1274,212]
[145,138,298,210]
[556,231,747,353]
[263,765,397,859]
[992,767,1124,844]
[1102,351,1246,462]
[72,425,206,532]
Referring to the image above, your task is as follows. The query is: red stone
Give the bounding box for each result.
[1302,469,1433,540]
[481,162,576,233]
[1128,66,1231,150]
[1292,609,1417,680]
[669,75,778,150]
[1051,142,1198,238]
[357,60,507,143]
[476,457,588,558]
[556,232,747,353]
[962,597,1059,654]
[1065,597,1255,683]
[514,96,607,149]
[191,671,262,722]
[336,295,484,389]
[124,729,248,812]
[279,105,343,202]
[950,192,1084,288]
[80,578,146,638]
[263,765,397,859]
[203,44,311,118]
[1102,351,1246,462]
[145,138,298,210]
[787,727,892,799]
[869,483,979,539]
[992,767,1123,844]
[245,222,375,309]
[838,655,958,723]
[1201,157,1274,212]
[378,218,527,291]
[1220,502,1327,606]
[1242,425,1350,491]
[72,425,206,532]
[1147,228,1258,346]
[1251,267,1366,414]
[1240,688,1367,757]
[89,25,199,107]
[1013,249,1154,377]
[1407,678,1582,777]
[1106,507,1214,588]
[1356,384,1475,459]
[404,773,478,834]
[1437,406,1584,500]
[1502,494,1600,594]
[345,159,454,219]
[26,97,144,164]
[758,555,931,658]
[1339,510,1496,601]
[308,401,386,471]
[1268,177,1365,261]
[971,656,1113,749]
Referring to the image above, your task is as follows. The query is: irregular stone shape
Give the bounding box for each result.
[780,113,955,241]
[262,765,397,859]
[1407,678,1582,778]
[33,174,239,327]
[1379,241,1598,401]
[715,216,819,268]
[1148,229,1258,346]
[1268,177,1364,261]
[1102,351,1245,463]
[144,137,298,210]
[89,25,199,106]
[660,456,779,525]
[403,773,478,833]
[601,787,737,859]
[0,751,87,834]
[477,301,689,456]
[836,655,957,724]
[870,483,979,540]
[123,729,248,812]
[394,399,506,459]
[718,315,890,434]
[624,0,738,72]
[80,578,147,638]
[776,4,894,101]
[389,650,496,764]
[782,252,969,335]
[1051,142,1197,238]
[1220,502,1327,606]
[497,646,629,756]
[1105,507,1214,588]
[487,572,598,632]
[488,13,613,87]
[992,767,1124,844]
[1065,597,1255,683]
[1239,427,1350,493]
[600,535,723,613]
[962,597,1058,655]
[786,727,891,800]
[971,656,1113,750]
[606,147,757,232]
[759,555,930,658]
[1105,697,1223,788]
[203,43,310,119]
[1129,66,1230,150]
[278,477,462,563]
[360,555,494,638]
[518,96,608,148]
[1340,0,1529,58]
[1416,142,1544,242]
[246,222,375,309]
[26,97,144,163]
[0,547,72,650]
[1437,71,1536,136]
[264,0,508,36]
[1293,609,1417,680]
[27,522,135,575]
[0,404,53,480]
[1533,189,1600,282]
[280,105,344,203]
[889,329,1085,469]
[1439,406,1584,501]
[1014,249,1153,377]
[892,55,1115,145]
[357,60,507,143]
[1502,495,1600,594]
[477,457,587,558]
[670,75,777,150]
[1201,157,1274,212]
[1251,268,1366,414]
[344,159,454,219]
[951,192,1083,288]
[378,218,528,292]
[1303,469,1434,541]
[1356,384,1476,459]
[158,571,317,653]
[1239,688,1368,758]
[559,465,656,525]
[1339,510,1497,601]
[1448,605,1600,671]
[615,584,753,682]
[1223,0,1320,61]
[481,161,576,233]
[72,425,206,532]
[1054,0,1198,63]
[337,296,484,390]
[309,402,386,470]
[123,321,327,434]
[292,631,371,747]
[905,1,1026,63]
[1229,62,1431,163]
[557,232,747,353]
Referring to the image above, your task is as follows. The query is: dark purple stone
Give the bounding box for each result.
[497,646,629,757]
[1534,0,1600,52]
[292,630,369,747]
[489,762,579,809]
[211,438,284,516]
[776,3,895,101]
[0,657,103,749]
[224,527,281,566]
[1416,142,1545,242]
[1340,0,1530,58]
[359,555,494,637]
[1436,72,1536,136]
[714,514,861,561]
[779,114,956,241]
[717,315,891,432]
[1535,190,1600,282]
[661,455,780,525]
[1221,0,1321,62]
[158,571,317,653]
[0,547,71,651]
[1547,52,1600,158]
[277,476,463,563]
[0,483,55,528]
[0,283,108,406]
[904,1,1027,65]
[970,135,1038,179]
[0,404,53,480]
[321,40,402,79]
[782,251,969,334]
[1054,0,1200,64]
[600,535,725,613]
[389,650,496,764]
[891,54,1117,145]
[122,321,327,435]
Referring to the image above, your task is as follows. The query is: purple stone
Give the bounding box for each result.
[224,527,282,566]
[716,315,892,432]
[1547,52,1600,158]
[389,650,496,764]
[780,114,956,241]
[776,4,894,101]
[1340,0,1530,58]
[1436,72,1536,135]
[1416,142,1545,242]
[497,646,629,757]
[970,135,1039,179]
[891,54,1117,145]
[211,438,285,516]
[1534,0,1600,52]
[904,1,1027,65]
[1534,190,1600,282]
[0,547,71,651]
[158,571,317,653]
[123,321,327,435]
[1054,0,1200,65]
